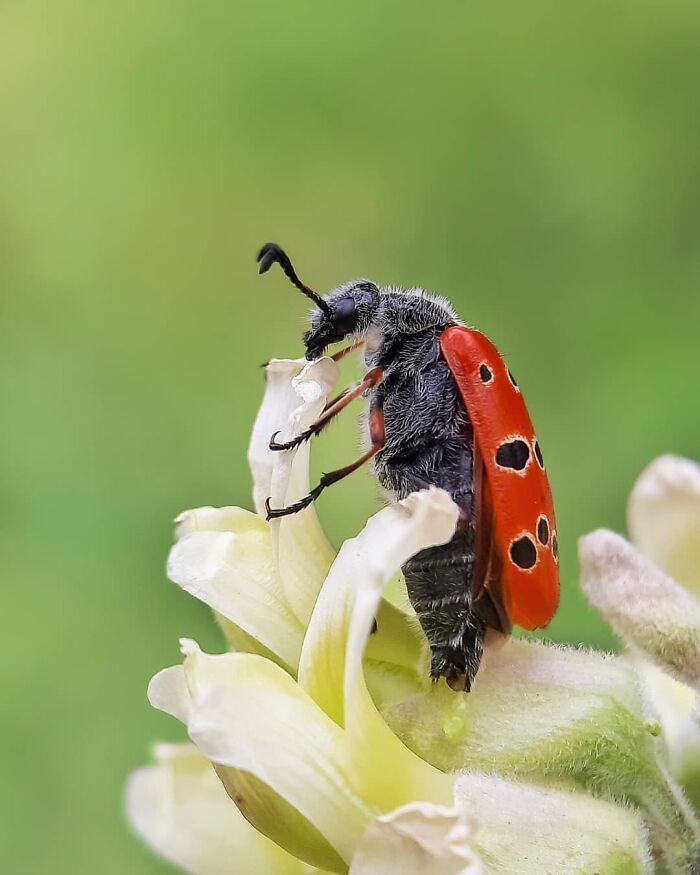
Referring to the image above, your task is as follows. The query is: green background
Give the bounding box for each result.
[2,2,699,872]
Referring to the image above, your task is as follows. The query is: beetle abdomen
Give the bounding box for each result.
[402,529,485,691]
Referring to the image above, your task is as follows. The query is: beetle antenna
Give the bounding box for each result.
[256,242,332,317]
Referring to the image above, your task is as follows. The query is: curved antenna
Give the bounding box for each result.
[256,242,331,317]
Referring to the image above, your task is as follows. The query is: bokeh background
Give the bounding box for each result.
[2,2,699,872]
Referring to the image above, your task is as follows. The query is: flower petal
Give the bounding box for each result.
[454,773,652,874]
[125,743,314,875]
[580,529,700,688]
[628,455,700,597]
[248,357,308,517]
[174,505,262,539]
[268,358,340,626]
[168,507,304,670]
[179,640,373,872]
[349,803,481,875]
[148,665,190,723]
[298,488,458,811]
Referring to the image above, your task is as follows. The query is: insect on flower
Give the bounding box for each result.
[258,242,559,692]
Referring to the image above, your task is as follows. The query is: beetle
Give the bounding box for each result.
[258,242,559,691]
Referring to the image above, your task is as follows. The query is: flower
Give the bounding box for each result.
[580,455,700,817]
[127,357,699,874]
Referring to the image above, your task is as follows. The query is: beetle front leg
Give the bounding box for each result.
[269,366,384,452]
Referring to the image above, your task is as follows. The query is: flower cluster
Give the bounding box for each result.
[126,356,700,874]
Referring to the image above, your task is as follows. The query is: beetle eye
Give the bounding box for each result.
[332,298,357,334]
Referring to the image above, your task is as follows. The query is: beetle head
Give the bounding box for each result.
[303,280,380,360]
[257,243,379,360]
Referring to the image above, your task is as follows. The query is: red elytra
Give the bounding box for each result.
[440,325,559,630]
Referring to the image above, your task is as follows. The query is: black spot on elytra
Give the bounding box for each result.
[537,516,550,545]
[508,369,518,388]
[552,531,559,562]
[479,364,493,383]
[534,439,544,469]
[510,535,537,570]
[496,439,530,471]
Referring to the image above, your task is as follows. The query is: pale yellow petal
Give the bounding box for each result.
[179,640,372,871]
[147,665,190,723]
[298,489,458,811]
[168,508,304,669]
[174,505,260,539]
[126,743,311,875]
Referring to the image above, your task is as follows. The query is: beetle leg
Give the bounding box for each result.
[331,340,365,362]
[265,444,381,520]
[269,366,384,452]
[266,404,385,520]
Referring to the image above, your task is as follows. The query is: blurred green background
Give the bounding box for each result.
[2,1,699,872]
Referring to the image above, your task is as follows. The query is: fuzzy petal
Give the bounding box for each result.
[168,507,304,670]
[298,489,458,811]
[454,773,652,874]
[580,529,700,689]
[628,455,700,597]
[383,638,644,773]
[125,743,314,875]
[349,803,481,875]
[383,637,699,872]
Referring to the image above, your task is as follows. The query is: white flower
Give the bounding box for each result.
[126,357,697,874]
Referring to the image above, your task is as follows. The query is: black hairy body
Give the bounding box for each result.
[363,292,485,689]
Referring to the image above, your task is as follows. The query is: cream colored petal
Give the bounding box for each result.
[349,803,481,875]
[147,665,190,723]
[453,773,652,875]
[628,455,700,597]
[298,488,458,811]
[580,529,700,688]
[268,357,340,626]
[248,357,308,517]
[363,599,426,679]
[174,505,261,539]
[214,614,293,668]
[179,640,373,871]
[167,508,304,670]
[126,742,312,875]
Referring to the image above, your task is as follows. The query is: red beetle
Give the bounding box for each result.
[259,243,559,691]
